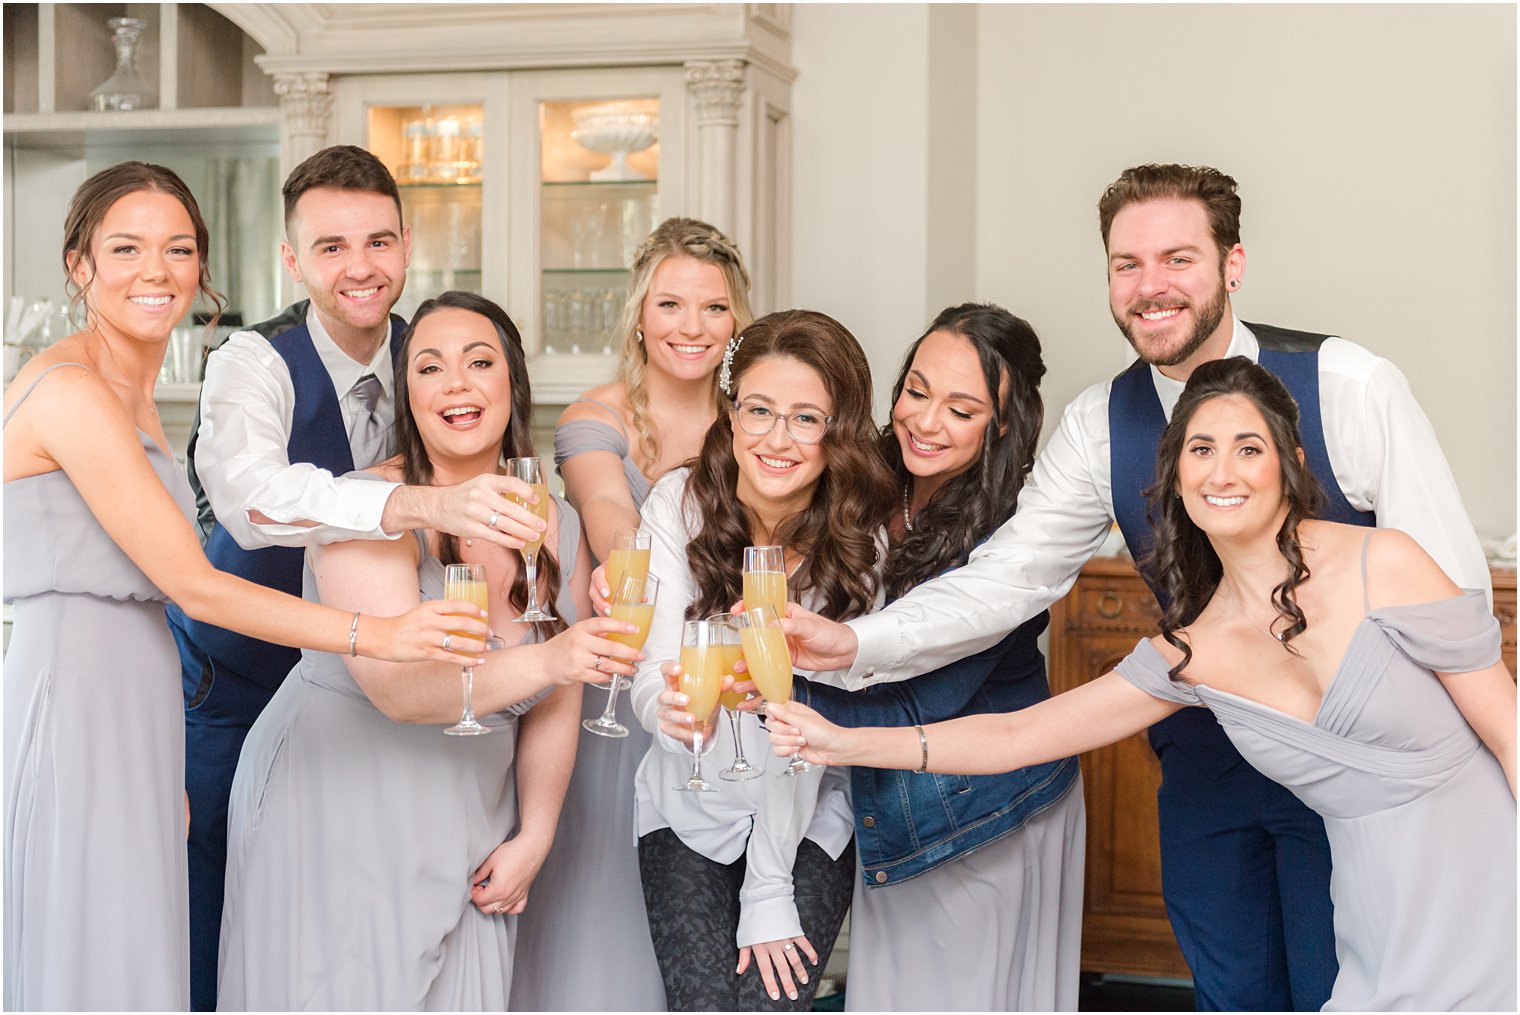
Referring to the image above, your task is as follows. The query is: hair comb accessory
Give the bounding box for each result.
[718,333,746,395]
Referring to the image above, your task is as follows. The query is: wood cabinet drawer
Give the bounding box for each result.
[1068,578,1162,633]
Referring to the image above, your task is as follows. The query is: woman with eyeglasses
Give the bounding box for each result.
[516,218,754,1012]
[628,309,895,1011]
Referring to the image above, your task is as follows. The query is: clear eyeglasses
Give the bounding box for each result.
[731,400,834,445]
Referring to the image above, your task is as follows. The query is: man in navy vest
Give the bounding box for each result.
[776,164,1489,1009]
[166,146,547,1011]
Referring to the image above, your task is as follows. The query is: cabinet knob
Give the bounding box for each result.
[1097,590,1124,619]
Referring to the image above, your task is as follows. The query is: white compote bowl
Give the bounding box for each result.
[572,101,659,181]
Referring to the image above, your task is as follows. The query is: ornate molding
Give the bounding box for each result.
[272,71,332,139]
[685,60,746,127]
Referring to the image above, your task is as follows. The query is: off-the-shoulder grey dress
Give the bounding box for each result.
[510,401,666,1011]
[4,364,195,1010]
[218,486,581,1010]
[1116,578,1515,1011]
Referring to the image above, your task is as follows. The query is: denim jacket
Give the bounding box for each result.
[795,611,1078,886]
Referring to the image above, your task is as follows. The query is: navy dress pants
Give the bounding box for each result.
[1150,707,1338,1011]
[172,620,279,1013]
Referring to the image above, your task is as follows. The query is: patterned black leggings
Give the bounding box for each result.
[638,828,855,1012]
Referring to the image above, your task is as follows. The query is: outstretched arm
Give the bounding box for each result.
[768,668,1180,775]
[13,364,485,666]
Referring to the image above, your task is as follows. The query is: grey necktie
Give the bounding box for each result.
[350,373,389,467]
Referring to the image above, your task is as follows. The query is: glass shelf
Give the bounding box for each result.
[398,182,483,191]
[536,97,659,357]
[542,180,658,190]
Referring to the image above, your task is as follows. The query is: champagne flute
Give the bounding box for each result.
[506,457,556,622]
[707,614,761,782]
[597,528,651,691]
[739,605,810,775]
[743,545,787,617]
[444,563,490,736]
[675,620,723,792]
[583,572,660,739]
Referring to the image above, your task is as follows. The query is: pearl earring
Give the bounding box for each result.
[636,325,644,343]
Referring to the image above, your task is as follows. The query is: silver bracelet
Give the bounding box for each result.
[348,611,360,657]
[914,724,928,774]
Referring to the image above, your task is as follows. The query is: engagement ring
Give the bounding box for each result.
[487,510,500,529]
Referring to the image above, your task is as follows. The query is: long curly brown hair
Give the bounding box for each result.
[392,291,566,634]
[1141,357,1323,678]
[683,310,895,621]
[881,304,1046,600]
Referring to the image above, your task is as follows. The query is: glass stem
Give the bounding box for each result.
[523,553,540,613]
[597,678,621,723]
[460,665,477,724]
[727,710,747,764]
[690,728,705,785]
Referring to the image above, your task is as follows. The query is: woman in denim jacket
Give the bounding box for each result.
[797,304,1085,1011]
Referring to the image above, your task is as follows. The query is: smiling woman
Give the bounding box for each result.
[628,309,895,1011]
[216,291,646,1010]
[2,163,490,1012]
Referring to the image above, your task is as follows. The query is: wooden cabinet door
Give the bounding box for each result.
[1049,559,1191,980]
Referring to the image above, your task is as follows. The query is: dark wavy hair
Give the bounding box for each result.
[683,310,895,621]
[392,291,565,634]
[882,304,1046,599]
[63,161,227,331]
[1141,357,1324,677]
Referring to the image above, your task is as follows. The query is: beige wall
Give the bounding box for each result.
[792,3,1517,542]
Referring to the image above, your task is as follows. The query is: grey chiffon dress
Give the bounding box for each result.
[4,364,195,1011]
[1116,572,1516,1011]
[842,784,1086,1011]
[507,402,666,1012]
[218,488,581,1010]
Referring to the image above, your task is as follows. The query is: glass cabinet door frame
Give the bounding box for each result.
[506,65,687,405]
[330,70,506,318]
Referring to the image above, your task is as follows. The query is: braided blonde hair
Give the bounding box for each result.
[614,217,754,473]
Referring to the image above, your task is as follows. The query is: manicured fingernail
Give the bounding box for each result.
[769,991,779,1001]
[788,991,798,1000]
[800,973,808,984]
[736,963,743,974]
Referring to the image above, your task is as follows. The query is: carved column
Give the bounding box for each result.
[273,72,334,177]
[685,61,746,234]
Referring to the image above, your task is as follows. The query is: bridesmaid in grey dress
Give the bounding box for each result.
[3,166,486,1011]
[768,358,1515,1011]
[218,292,641,1010]
[516,217,753,1011]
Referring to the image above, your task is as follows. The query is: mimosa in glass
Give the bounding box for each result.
[740,605,809,775]
[705,615,761,781]
[583,572,660,739]
[507,457,556,622]
[444,563,490,736]
[675,620,723,792]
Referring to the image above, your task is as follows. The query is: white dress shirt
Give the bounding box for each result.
[846,316,1491,687]
[195,307,402,549]
[630,469,855,949]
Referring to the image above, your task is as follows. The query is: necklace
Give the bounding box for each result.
[901,482,914,532]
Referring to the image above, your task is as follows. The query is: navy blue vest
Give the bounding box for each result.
[173,304,405,691]
[1108,322,1376,772]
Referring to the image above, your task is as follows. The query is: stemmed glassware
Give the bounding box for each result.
[444,564,491,736]
[506,457,556,622]
[598,528,652,691]
[706,614,761,782]
[739,605,810,776]
[675,620,724,792]
[742,545,787,618]
[583,571,660,739]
